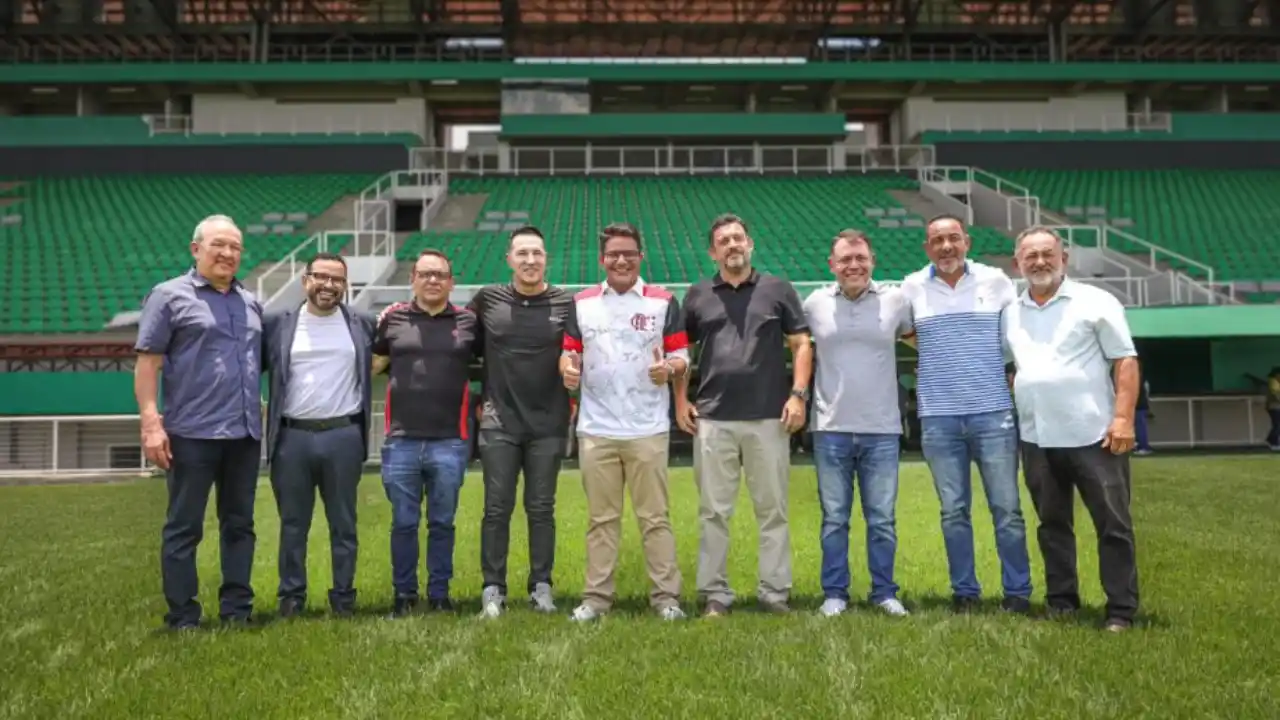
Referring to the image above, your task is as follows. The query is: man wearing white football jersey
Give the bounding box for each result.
[899,215,1033,614]
[560,222,690,622]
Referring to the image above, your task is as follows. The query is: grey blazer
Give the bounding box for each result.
[262,304,376,465]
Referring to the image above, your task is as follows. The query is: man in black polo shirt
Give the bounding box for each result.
[373,249,479,617]
[468,225,574,618]
[674,213,813,617]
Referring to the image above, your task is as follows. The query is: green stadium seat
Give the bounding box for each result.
[0,173,376,333]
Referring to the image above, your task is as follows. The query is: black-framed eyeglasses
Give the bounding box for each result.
[603,251,641,262]
[414,270,452,282]
[307,272,348,286]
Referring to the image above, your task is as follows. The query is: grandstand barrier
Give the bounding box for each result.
[358,168,447,231]
[930,111,1173,135]
[1050,225,1222,305]
[143,114,194,136]
[146,113,407,137]
[407,145,938,176]
[255,232,330,304]
[0,396,1270,478]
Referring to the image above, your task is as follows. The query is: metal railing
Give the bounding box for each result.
[254,232,326,304]
[407,144,938,176]
[143,114,194,136]
[927,111,1173,134]
[1050,225,1218,303]
[159,113,414,137]
[1,396,1271,477]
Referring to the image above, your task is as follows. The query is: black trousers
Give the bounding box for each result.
[1021,440,1140,621]
[161,435,260,627]
[269,424,365,611]
[478,429,564,595]
[1267,409,1280,447]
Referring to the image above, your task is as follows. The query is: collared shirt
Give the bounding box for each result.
[899,261,1015,418]
[1003,278,1138,448]
[683,270,808,422]
[135,268,263,441]
[283,307,361,420]
[563,278,690,439]
[374,302,479,439]
[467,283,575,439]
[804,282,912,434]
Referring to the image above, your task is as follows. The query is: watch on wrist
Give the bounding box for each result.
[790,388,809,402]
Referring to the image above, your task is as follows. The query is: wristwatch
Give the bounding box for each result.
[790,388,809,402]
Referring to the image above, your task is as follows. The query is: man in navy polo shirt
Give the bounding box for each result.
[135,214,264,630]
[373,249,480,616]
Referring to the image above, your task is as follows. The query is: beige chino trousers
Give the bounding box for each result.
[694,418,792,607]
[578,433,682,612]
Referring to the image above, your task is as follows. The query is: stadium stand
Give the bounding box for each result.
[0,173,375,333]
[398,175,1011,286]
[0,116,423,148]
[1002,169,1280,294]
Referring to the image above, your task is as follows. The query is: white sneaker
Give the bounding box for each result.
[819,598,848,617]
[529,582,557,613]
[480,585,505,619]
[876,597,910,617]
[659,605,686,621]
[569,604,600,622]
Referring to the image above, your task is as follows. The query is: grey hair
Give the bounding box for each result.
[191,214,239,243]
[1013,225,1065,251]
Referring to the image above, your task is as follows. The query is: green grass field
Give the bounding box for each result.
[2,456,1278,719]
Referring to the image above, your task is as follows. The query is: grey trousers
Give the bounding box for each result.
[478,429,564,595]
[269,424,365,610]
[694,418,793,607]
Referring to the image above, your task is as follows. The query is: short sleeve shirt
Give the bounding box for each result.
[562,279,690,439]
[682,271,809,422]
[1003,279,1138,448]
[804,282,912,434]
[374,302,479,439]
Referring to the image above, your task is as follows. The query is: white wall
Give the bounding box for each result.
[191,95,430,138]
[900,94,1130,137]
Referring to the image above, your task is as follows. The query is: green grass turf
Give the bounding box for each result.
[1,456,1278,718]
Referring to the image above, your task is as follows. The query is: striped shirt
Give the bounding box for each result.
[900,261,1016,418]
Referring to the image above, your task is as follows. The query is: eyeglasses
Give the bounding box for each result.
[414,270,452,282]
[603,251,641,262]
[307,272,347,286]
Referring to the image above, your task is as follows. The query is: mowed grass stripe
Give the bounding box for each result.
[0,457,1277,719]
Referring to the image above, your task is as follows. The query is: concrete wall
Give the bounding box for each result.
[896,94,1129,139]
[191,95,431,139]
[3,144,409,176]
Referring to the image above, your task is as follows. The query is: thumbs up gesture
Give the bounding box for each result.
[648,346,671,386]
[562,351,582,391]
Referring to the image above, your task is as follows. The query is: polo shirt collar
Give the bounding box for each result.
[409,301,456,317]
[188,267,244,292]
[602,277,646,297]
[1019,277,1076,307]
[712,269,759,287]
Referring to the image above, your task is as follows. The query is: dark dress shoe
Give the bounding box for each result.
[279,598,305,619]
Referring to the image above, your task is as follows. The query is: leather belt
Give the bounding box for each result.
[282,415,359,432]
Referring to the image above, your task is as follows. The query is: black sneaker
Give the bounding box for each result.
[1045,603,1079,619]
[278,598,304,619]
[1000,596,1032,615]
[331,604,355,619]
[388,595,418,619]
[427,597,455,612]
[952,596,982,614]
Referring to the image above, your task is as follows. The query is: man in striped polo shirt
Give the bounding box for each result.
[899,214,1033,614]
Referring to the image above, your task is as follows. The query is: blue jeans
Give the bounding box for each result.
[381,437,469,599]
[920,410,1032,600]
[1134,410,1150,451]
[812,432,901,604]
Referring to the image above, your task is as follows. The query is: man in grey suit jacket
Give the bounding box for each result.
[262,252,376,617]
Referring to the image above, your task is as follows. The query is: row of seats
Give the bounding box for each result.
[0,174,375,333]
[0,117,423,148]
[1004,170,1280,289]
[404,175,1011,285]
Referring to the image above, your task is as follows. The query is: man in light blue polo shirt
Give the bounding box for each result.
[899,214,1033,614]
[1004,227,1140,632]
[804,230,912,618]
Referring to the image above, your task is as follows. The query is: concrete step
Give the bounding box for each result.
[430,193,488,231]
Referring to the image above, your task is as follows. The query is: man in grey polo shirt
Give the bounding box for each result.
[135,214,264,630]
[1004,226,1140,633]
[804,230,913,618]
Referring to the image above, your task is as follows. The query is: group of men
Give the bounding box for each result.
[135,210,1141,633]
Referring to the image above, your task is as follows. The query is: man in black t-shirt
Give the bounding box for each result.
[373,249,479,617]
[467,225,574,618]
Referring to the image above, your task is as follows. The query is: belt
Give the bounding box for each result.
[282,415,359,432]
